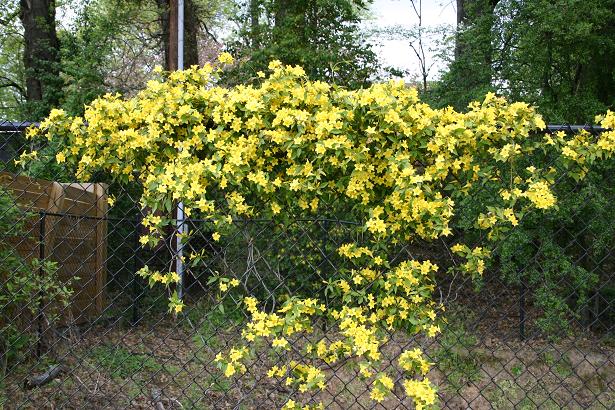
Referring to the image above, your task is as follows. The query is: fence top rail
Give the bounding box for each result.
[0,121,608,134]
[545,124,606,133]
[0,121,38,132]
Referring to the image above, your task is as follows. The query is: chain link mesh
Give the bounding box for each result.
[0,120,614,409]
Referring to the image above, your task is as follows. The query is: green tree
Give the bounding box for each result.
[433,0,615,122]
[19,0,63,120]
[431,0,499,110]
[0,0,229,119]
[225,0,379,88]
[494,0,615,122]
[0,4,25,119]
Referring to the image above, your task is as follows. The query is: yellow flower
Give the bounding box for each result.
[370,389,385,402]
[282,400,296,410]
[366,217,387,235]
[427,324,440,337]
[272,337,289,349]
[224,364,236,377]
[218,52,234,65]
[338,280,351,294]
[212,232,221,241]
[524,181,556,209]
[268,60,282,70]
[271,202,282,214]
[403,379,437,409]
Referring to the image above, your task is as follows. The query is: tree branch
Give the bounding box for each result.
[0,8,20,26]
[0,76,25,95]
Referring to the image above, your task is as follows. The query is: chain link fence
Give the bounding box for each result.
[0,120,614,409]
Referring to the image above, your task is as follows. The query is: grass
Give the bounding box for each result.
[434,309,483,390]
[511,362,524,377]
[188,298,246,350]
[539,349,573,378]
[486,379,561,409]
[89,345,163,380]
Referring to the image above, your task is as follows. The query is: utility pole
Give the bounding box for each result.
[168,0,178,70]
[174,0,187,301]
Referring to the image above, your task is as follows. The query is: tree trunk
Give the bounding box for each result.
[454,0,465,60]
[249,0,260,49]
[19,0,61,117]
[156,0,172,70]
[454,0,500,60]
[184,0,199,67]
[453,0,500,86]
[456,0,465,25]
[274,0,290,29]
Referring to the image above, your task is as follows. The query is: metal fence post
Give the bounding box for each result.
[131,211,143,325]
[321,219,330,333]
[519,279,526,341]
[36,211,45,358]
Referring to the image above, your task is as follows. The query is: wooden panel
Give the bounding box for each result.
[44,183,65,260]
[61,182,99,194]
[13,192,51,210]
[53,220,99,240]
[0,171,108,325]
[95,184,108,315]
[56,249,96,263]
[61,185,97,201]
[0,171,54,195]
[61,198,98,216]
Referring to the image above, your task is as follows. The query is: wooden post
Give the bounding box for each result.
[94,183,108,315]
[168,0,178,71]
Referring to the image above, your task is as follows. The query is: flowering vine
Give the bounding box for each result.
[24,52,615,408]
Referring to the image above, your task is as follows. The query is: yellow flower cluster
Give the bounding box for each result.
[281,400,324,410]
[308,339,351,364]
[597,111,615,152]
[523,180,557,209]
[234,297,325,351]
[285,361,327,392]
[219,277,240,292]
[399,348,431,376]
[450,245,490,279]
[26,56,615,410]
[333,306,383,361]
[404,379,437,410]
[370,373,394,402]
[215,346,248,377]
[136,266,180,286]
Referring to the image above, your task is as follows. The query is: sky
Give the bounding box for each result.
[368,0,457,80]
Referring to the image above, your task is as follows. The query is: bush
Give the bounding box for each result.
[26,57,615,408]
[0,187,74,375]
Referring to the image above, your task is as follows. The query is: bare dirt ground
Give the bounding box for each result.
[2,302,614,410]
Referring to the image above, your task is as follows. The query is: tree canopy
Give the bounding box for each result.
[0,0,614,121]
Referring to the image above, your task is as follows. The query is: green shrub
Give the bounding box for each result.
[0,187,75,375]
